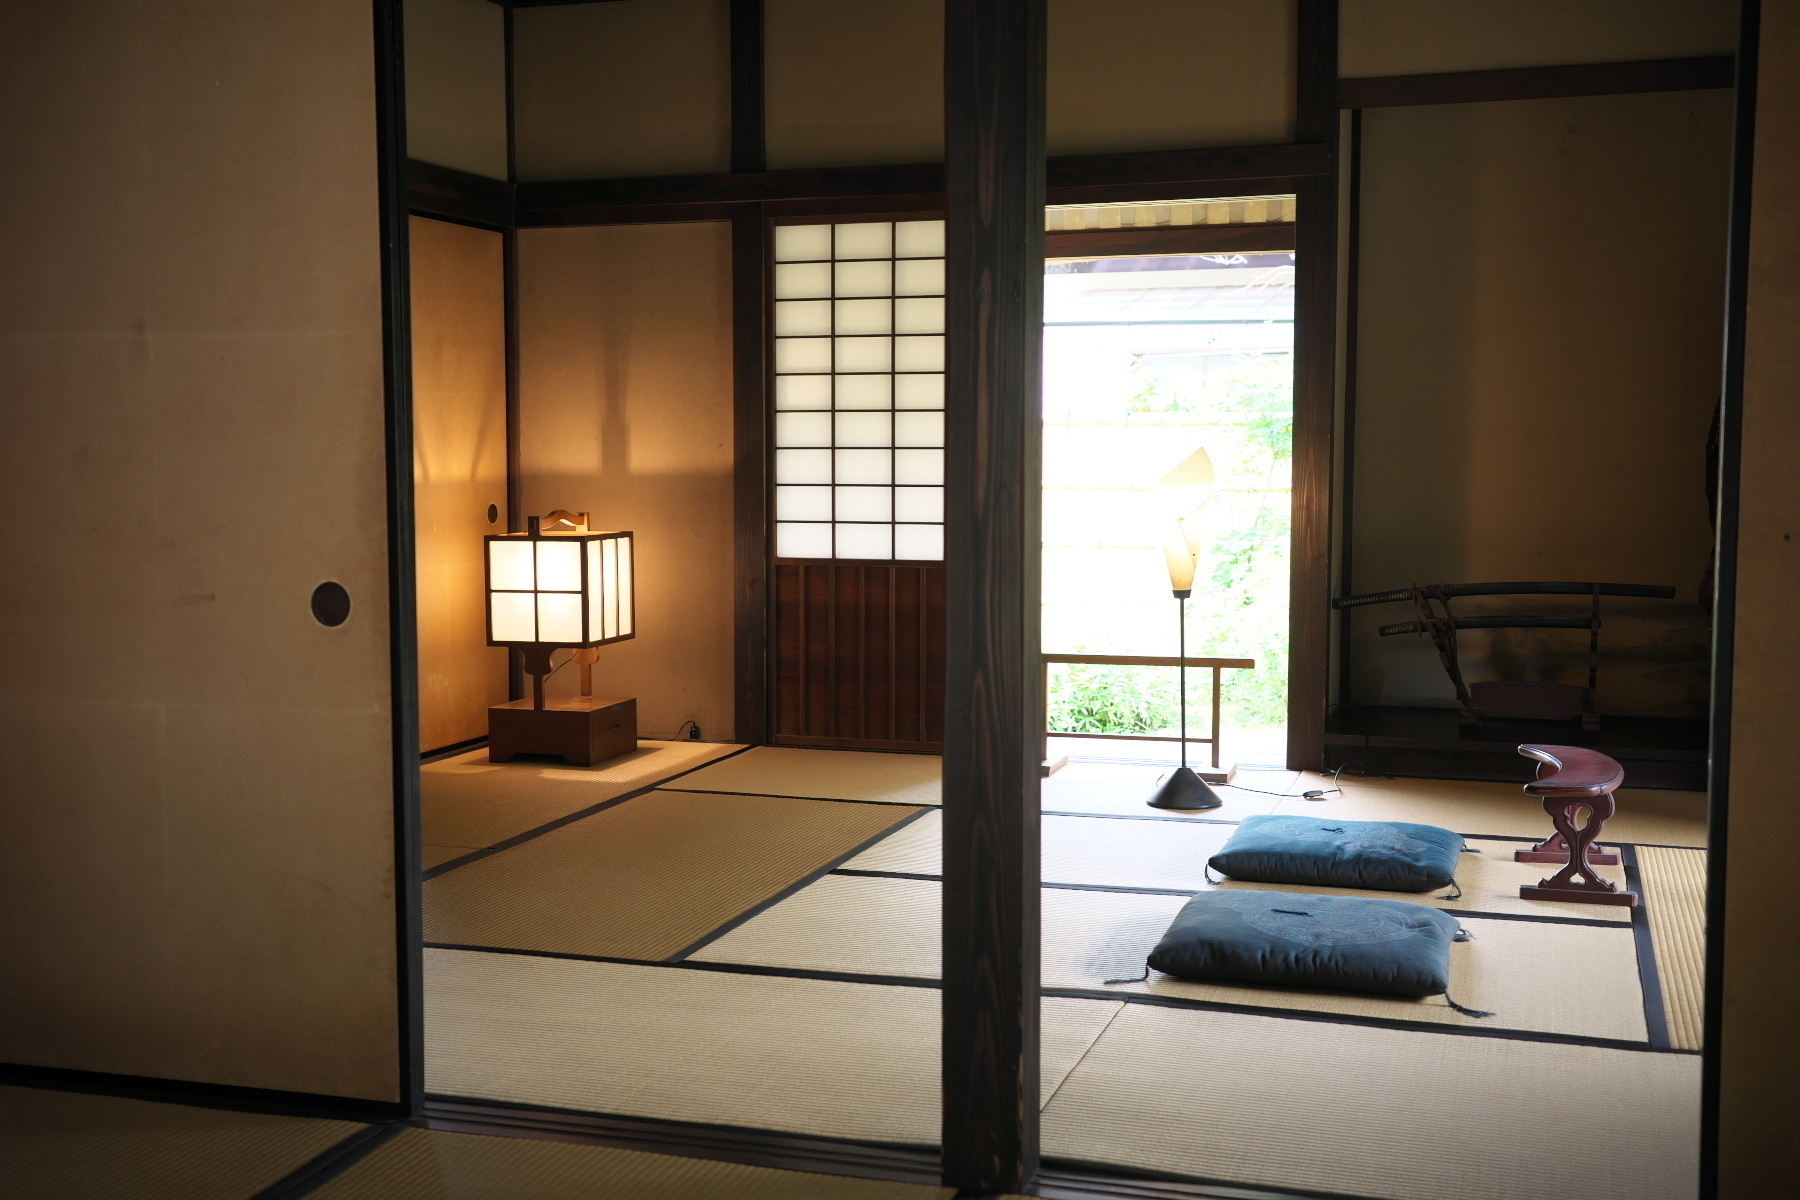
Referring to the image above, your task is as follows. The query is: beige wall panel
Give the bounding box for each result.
[517,225,736,739]
[513,0,730,182]
[1349,90,1731,719]
[1720,5,1800,1189]
[1048,0,1295,157]
[1341,0,1738,79]
[411,218,510,752]
[405,0,508,179]
[765,0,943,170]
[0,3,398,1098]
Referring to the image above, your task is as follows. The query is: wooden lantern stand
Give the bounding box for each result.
[1514,743,1636,907]
[488,643,636,768]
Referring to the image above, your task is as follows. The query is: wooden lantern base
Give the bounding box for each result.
[488,695,636,768]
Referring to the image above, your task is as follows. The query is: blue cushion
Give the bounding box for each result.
[1146,890,1463,998]
[1207,814,1463,892]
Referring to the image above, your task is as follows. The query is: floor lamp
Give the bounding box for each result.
[1147,448,1225,811]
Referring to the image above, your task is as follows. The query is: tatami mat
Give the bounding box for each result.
[0,1084,360,1200]
[310,1126,948,1200]
[842,808,942,874]
[661,746,941,806]
[696,874,1646,1042]
[423,845,473,870]
[846,811,1629,923]
[422,740,745,853]
[1040,1003,1699,1200]
[425,791,921,961]
[1638,845,1709,1050]
[692,874,940,977]
[1287,775,1708,846]
[425,948,1121,1145]
[1042,763,1287,821]
[1040,887,1648,1041]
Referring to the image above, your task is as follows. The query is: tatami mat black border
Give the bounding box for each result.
[832,868,1640,927]
[1043,986,1697,1054]
[421,743,758,880]
[1621,845,1676,1049]
[426,940,940,990]
[655,785,938,808]
[667,804,936,960]
[248,1122,407,1200]
[0,1064,406,1123]
[1038,1157,1384,1200]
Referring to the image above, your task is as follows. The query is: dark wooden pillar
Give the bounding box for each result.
[1288,0,1339,772]
[731,0,770,744]
[941,0,1046,1193]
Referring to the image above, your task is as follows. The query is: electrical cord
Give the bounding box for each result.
[1223,759,1388,799]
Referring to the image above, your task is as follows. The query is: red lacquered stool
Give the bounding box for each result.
[1514,743,1637,907]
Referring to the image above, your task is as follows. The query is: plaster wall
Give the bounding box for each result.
[411,217,510,753]
[512,0,730,181]
[0,0,400,1099]
[515,223,737,741]
[1348,89,1732,719]
[405,0,509,180]
[1341,0,1738,78]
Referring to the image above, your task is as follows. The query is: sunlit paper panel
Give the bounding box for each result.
[835,411,891,447]
[774,262,832,298]
[835,337,892,373]
[776,411,832,448]
[834,260,891,297]
[895,374,944,409]
[489,539,535,590]
[490,591,536,642]
[895,259,945,296]
[776,376,831,410]
[894,524,945,561]
[893,335,945,372]
[834,375,891,410]
[834,222,892,259]
[895,487,944,522]
[776,448,833,484]
[775,300,832,336]
[615,536,633,637]
[775,338,833,373]
[777,485,832,520]
[835,448,892,484]
[777,522,833,558]
[836,523,893,559]
[895,411,945,447]
[895,220,946,258]
[835,486,892,522]
[895,448,943,485]
[894,297,944,334]
[834,298,892,335]
[774,224,831,261]
[537,592,584,644]
[536,539,582,591]
[586,541,608,640]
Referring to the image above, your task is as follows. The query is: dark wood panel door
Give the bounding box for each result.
[772,562,945,751]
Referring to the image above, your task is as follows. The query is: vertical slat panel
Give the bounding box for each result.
[771,562,944,750]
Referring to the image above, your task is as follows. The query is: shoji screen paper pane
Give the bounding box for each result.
[774,220,945,561]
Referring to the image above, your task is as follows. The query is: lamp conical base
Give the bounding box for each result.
[1147,765,1224,810]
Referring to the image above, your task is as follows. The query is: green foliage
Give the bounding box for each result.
[1047,660,1179,735]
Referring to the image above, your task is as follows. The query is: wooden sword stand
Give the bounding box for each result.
[1514,743,1637,907]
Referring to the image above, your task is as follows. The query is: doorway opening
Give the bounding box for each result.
[1042,234,1295,774]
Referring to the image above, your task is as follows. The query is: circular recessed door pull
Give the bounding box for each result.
[311,581,352,627]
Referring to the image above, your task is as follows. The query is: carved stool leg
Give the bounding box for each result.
[1519,793,1637,906]
[1513,802,1621,865]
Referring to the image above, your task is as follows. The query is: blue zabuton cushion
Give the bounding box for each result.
[1208,814,1462,892]
[1147,890,1461,998]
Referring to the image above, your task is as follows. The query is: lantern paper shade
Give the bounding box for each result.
[485,529,635,647]
[1153,447,1215,596]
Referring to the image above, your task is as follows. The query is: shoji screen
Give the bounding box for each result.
[770,218,947,750]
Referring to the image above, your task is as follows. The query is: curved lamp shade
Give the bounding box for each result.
[1153,447,1214,597]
